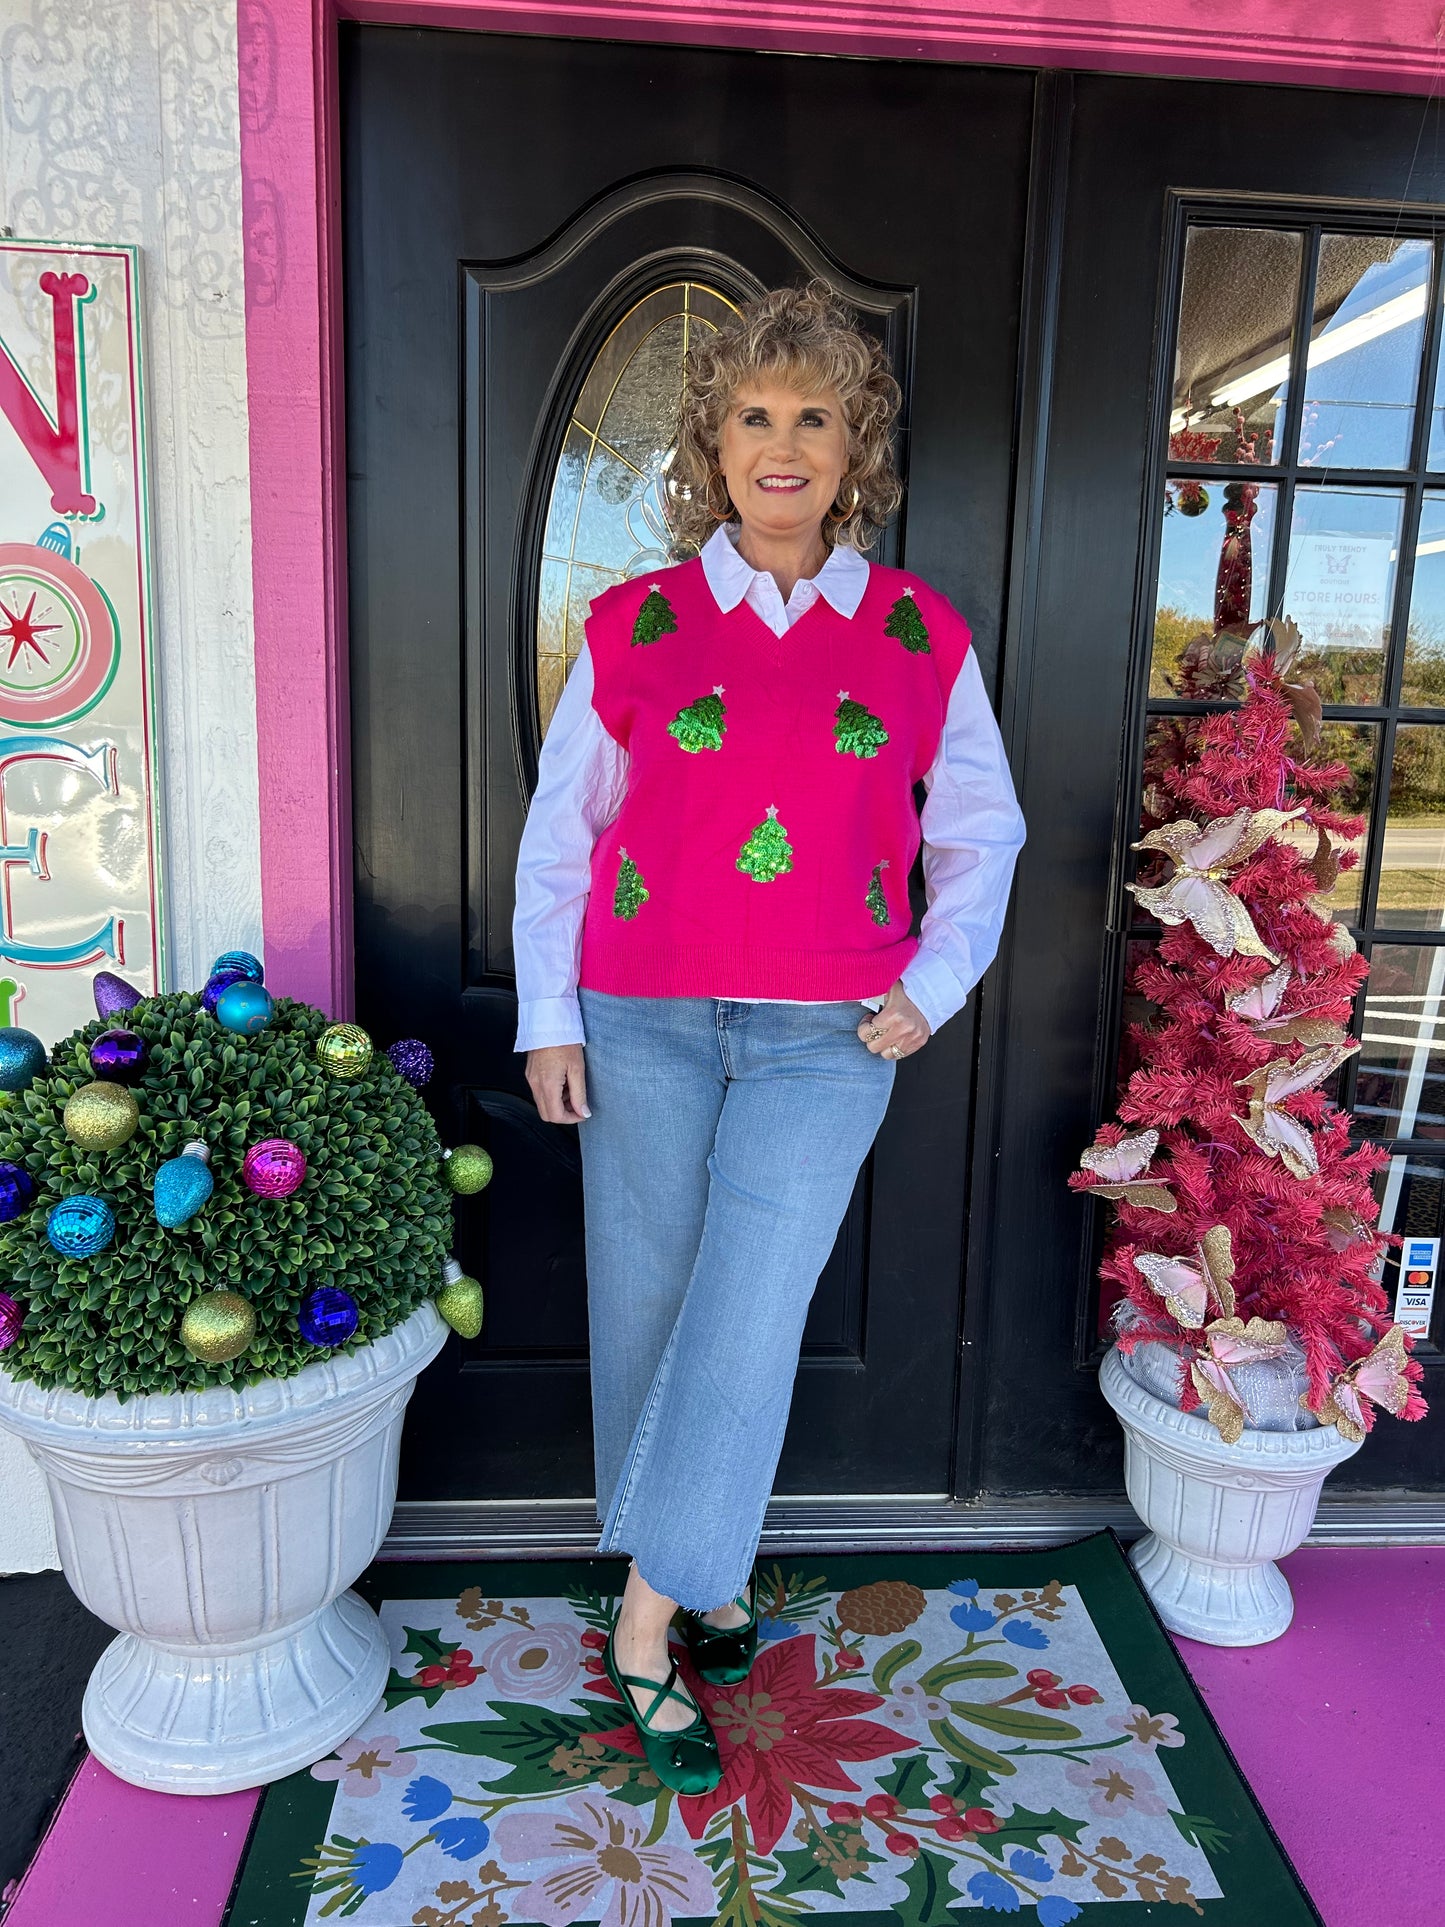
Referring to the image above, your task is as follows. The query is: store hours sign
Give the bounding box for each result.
[0,241,163,1042]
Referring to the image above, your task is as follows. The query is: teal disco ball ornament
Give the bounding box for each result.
[211,949,264,985]
[215,980,274,1036]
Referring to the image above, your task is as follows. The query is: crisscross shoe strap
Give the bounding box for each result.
[618,1653,705,1735]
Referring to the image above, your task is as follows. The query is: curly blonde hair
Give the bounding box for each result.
[667,278,903,556]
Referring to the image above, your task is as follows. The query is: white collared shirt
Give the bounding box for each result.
[512,524,1025,1051]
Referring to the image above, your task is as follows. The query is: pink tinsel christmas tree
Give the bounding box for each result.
[1073,631,1427,1445]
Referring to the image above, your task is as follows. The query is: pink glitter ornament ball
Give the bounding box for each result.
[0,1290,22,1349]
[241,1137,307,1199]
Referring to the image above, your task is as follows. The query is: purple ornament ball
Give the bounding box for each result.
[298,1286,359,1348]
[93,971,143,1020]
[0,1290,22,1349]
[0,1161,35,1223]
[90,1027,147,1086]
[386,1038,434,1088]
[242,1138,307,1199]
[201,970,245,1015]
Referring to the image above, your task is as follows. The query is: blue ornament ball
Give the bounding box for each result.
[386,1038,434,1088]
[47,1195,116,1258]
[215,980,274,1036]
[154,1144,214,1229]
[0,1161,35,1223]
[201,970,245,1015]
[0,1027,47,1094]
[298,1286,359,1348]
[211,949,264,985]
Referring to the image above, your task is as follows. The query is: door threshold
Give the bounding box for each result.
[382,1490,1445,1559]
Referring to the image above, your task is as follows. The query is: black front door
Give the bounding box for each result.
[342,27,1034,1503]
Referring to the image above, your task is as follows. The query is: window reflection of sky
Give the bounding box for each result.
[1288,238,1430,470]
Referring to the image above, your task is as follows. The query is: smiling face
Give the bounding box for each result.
[715,381,851,549]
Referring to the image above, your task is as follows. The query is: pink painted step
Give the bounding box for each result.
[5,1547,1438,1927]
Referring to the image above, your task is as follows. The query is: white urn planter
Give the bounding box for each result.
[1099,1343,1361,1646]
[0,1298,446,1795]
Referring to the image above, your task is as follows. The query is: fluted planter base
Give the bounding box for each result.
[1100,1344,1362,1647]
[0,1299,447,1795]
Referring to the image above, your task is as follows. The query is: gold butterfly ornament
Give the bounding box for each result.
[1127,807,1302,962]
[1315,1326,1414,1443]
[1234,1039,1359,1180]
[1076,1127,1176,1213]
[1190,1316,1293,1445]
[1224,962,1347,1051]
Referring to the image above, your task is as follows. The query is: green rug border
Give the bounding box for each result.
[223,1530,1322,1926]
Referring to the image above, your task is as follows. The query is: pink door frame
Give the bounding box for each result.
[236,0,1445,1014]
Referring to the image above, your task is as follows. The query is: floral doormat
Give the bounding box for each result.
[222,1534,1319,1927]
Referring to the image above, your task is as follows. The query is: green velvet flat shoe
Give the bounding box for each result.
[603,1631,722,1795]
[682,1570,760,1685]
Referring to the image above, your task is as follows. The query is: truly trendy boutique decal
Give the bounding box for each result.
[0,241,163,1039]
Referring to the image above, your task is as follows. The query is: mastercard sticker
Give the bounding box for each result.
[1395,1236,1439,1340]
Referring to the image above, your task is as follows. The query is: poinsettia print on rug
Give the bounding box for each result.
[293,1569,1223,1923]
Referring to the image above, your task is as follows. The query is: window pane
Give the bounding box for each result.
[1152,483,1278,696]
[1170,227,1302,465]
[1402,491,1445,707]
[1282,485,1403,703]
[536,281,740,736]
[1276,721,1377,923]
[1355,944,1445,1139]
[1374,1154,1445,1344]
[1293,235,1430,470]
[1378,723,1445,928]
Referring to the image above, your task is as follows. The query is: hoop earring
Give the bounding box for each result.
[704,470,735,521]
[828,479,863,524]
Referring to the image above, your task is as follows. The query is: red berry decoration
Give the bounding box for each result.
[963,1807,999,1833]
[935,1817,969,1842]
[1035,1687,1069,1708]
[1026,1668,1060,1687]
[885,1833,920,1858]
[1067,1683,1104,1705]
[928,1794,959,1815]
[826,1803,862,1823]
[864,1794,899,1820]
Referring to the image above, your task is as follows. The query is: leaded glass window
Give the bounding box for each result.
[535,281,739,735]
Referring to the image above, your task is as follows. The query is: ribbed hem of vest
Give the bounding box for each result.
[578,937,918,1001]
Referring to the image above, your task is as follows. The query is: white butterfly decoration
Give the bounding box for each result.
[1189,1316,1292,1444]
[1127,807,1302,962]
[1077,1127,1176,1213]
[1314,1326,1413,1443]
[1225,963,1347,1051]
[1133,1224,1236,1328]
[1235,1039,1360,1180]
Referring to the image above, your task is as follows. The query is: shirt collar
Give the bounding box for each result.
[699,522,870,619]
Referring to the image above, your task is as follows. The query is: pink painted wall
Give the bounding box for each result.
[238,0,1445,1010]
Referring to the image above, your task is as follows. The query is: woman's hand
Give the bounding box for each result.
[525,1043,592,1123]
[857,982,932,1059]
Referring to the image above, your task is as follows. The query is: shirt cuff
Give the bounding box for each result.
[514,995,586,1053]
[900,946,968,1037]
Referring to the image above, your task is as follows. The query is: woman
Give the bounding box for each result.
[513,279,1025,1795]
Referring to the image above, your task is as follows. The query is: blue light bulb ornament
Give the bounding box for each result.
[298,1286,359,1348]
[215,980,274,1036]
[47,1195,116,1258]
[154,1143,214,1229]
[211,949,264,985]
[0,1027,46,1094]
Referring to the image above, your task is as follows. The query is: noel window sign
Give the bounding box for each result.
[0,240,163,1043]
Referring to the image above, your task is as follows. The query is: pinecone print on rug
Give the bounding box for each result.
[835,1578,927,1635]
[631,583,678,646]
[613,847,649,919]
[884,587,931,655]
[668,686,727,752]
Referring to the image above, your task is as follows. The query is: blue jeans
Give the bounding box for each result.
[576,989,897,1611]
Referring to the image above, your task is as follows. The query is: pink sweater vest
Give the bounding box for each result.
[577,555,972,1002]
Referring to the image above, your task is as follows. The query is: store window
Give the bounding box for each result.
[1129,218,1445,1336]
[535,281,739,735]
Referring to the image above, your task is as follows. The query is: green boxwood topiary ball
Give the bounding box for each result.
[0,992,452,1400]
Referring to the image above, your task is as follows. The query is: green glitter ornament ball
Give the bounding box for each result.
[63,1080,140,1152]
[316,1022,373,1081]
[443,1144,493,1195]
[180,1289,256,1364]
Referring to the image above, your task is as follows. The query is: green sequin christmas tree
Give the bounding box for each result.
[866,860,892,926]
[613,847,649,919]
[834,691,889,759]
[632,584,678,647]
[884,587,931,655]
[668,686,727,752]
[737,805,794,882]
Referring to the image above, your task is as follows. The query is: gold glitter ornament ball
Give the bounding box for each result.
[316,1022,374,1081]
[63,1079,140,1152]
[436,1261,484,1338]
[180,1289,256,1364]
[443,1144,493,1195]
